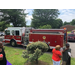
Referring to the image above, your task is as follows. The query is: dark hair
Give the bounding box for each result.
[66,43,70,47]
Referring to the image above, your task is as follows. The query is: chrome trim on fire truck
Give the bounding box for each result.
[3,39,21,42]
[3,39,10,41]
[30,33,64,35]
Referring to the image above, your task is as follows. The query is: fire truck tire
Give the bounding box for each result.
[10,40,17,47]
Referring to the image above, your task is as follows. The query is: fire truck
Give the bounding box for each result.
[3,27,67,49]
[3,27,33,47]
[29,28,67,49]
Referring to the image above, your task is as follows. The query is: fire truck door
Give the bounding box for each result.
[50,35,58,47]
[5,30,10,36]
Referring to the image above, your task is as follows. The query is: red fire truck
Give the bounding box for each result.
[3,27,33,47]
[29,28,67,49]
[3,27,67,49]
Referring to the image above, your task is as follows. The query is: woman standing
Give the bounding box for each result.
[52,45,62,65]
[0,41,7,65]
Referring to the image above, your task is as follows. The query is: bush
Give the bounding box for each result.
[39,24,52,29]
[22,41,49,64]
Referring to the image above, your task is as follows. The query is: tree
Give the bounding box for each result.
[22,42,49,64]
[0,21,12,31]
[31,9,60,28]
[64,21,71,25]
[71,19,75,25]
[56,19,63,28]
[39,24,52,29]
[0,9,27,27]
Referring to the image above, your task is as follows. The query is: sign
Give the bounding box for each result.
[43,36,46,40]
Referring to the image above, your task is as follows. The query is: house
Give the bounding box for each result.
[60,25,75,31]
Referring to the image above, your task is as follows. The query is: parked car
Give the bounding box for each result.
[0,32,4,36]
[68,33,75,41]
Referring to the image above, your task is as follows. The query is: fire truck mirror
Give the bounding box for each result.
[55,41,57,43]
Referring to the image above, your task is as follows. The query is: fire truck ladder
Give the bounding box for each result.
[24,28,30,46]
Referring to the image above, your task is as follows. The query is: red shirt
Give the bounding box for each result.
[52,48,61,61]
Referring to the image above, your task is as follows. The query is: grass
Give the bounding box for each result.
[5,46,26,65]
[67,31,71,34]
[39,53,53,65]
[4,46,75,65]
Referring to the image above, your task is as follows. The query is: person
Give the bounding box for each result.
[52,45,62,65]
[64,31,66,45]
[62,43,71,65]
[71,31,74,33]
[0,41,7,65]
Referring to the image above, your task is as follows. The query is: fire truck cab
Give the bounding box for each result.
[3,27,33,47]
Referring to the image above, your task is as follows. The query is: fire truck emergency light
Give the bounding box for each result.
[64,28,66,30]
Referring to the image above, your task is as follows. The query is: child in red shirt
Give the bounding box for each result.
[52,45,62,65]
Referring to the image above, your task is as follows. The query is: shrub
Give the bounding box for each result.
[22,41,49,64]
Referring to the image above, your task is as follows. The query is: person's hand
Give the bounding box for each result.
[65,48,69,50]
[0,54,3,61]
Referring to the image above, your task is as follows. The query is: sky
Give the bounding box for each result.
[25,9,75,25]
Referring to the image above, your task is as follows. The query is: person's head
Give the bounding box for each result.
[55,45,61,50]
[0,41,3,48]
[66,43,70,48]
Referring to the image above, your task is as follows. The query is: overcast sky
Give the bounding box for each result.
[25,9,75,25]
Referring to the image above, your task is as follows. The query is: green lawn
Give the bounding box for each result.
[67,31,71,34]
[4,46,75,65]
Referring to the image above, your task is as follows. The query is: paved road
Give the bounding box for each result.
[0,36,75,58]
[68,42,75,58]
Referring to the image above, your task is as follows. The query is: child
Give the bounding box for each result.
[0,41,7,65]
[62,43,71,65]
[52,45,62,65]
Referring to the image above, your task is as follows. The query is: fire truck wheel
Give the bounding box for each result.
[10,40,17,47]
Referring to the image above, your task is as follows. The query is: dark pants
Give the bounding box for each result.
[66,57,71,65]
[62,57,71,65]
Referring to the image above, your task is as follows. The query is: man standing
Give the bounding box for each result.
[62,43,71,65]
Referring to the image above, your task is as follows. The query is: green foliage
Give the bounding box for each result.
[0,9,27,27]
[0,21,12,31]
[31,9,60,28]
[26,41,48,53]
[71,19,75,25]
[64,21,71,25]
[55,19,63,28]
[39,24,52,29]
[22,41,49,64]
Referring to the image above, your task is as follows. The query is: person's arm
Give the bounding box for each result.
[58,51,62,58]
[62,48,69,53]
[59,55,62,58]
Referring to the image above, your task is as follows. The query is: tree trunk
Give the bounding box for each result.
[36,55,38,64]
[36,58,38,64]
